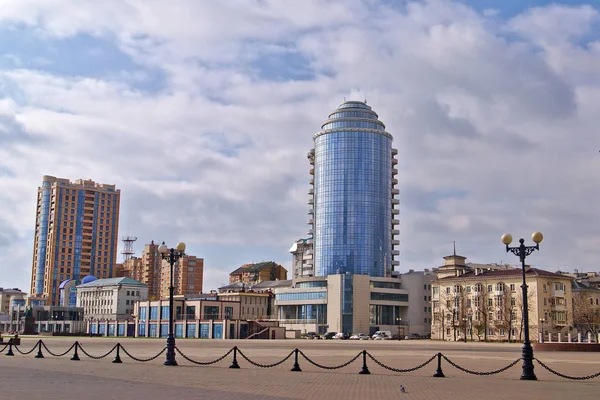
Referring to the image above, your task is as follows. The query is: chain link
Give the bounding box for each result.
[237,349,294,368]
[442,355,521,375]
[534,358,600,380]
[1,343,10,353]
[367,352,437,373]
[175,347,234,366]
[299,350,362,370]
[78,343,118,359]
[40,341,76,357]
[14,342,39,355]
[120,346,167,362]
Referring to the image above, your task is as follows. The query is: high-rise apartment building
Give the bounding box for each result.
[30,176,120,305]
[307,100,399,277]
[160,255,204,299]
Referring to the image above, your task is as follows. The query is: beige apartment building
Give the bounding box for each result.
[431,253,573,342]
[30,176,120,306]
[160,254,204,299]
[229,261,287,285]
[121,241,204,300]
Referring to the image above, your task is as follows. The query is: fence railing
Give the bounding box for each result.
[3,338,599,380]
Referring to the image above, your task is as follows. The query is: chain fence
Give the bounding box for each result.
[442,355,522,375]
[367,352,437,373]
[1,342,11,353]
[120,345,167,362]
[299,350,362,370]
[534,358,600,380]
[78,343,118,359]
[41,341,77,357]
[13,341,39,356]
[175,346,234,366]
[236,348,295,368]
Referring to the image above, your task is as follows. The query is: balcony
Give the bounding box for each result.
[307,219,314,225]
[307,229,314,235]
[392,209,399,215]
[392,229,400,236]
[308,198,314,205]
[310,178,314,185]
[307,209,314,215]
[392,260,400,266]
[392,148,398,155]
[309,168,314,175]
[391,250,400,256]
[391,239,400,245]
[392,199,400,205]
[392,219,399,225]
[392,168,398,175]
[308,188,314,195]
[551,289,565,298]
[392,188,400,195]
[392,158,398,165]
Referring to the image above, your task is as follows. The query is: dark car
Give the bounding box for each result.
[305,332,318,340]
[321,332,337,340]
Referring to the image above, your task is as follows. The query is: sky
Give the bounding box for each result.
[1,0,599,293]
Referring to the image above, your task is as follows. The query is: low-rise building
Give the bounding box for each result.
[0,305,84,334]
[0,288,27,313]
[431,253,574,342]
[76,276,148,321]
[229,261,287,285]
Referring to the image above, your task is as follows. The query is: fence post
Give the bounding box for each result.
[35,340,44,359]
[433,353,445,377]
[359,350,370,375]
[112,343,122,363]
[229,346,240,369]
[290,348,301,372]
[6,339,14,356]
[71,341,80,361]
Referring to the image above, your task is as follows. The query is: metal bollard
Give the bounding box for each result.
[433,353,445,377]
[290,348,301,372]
[71,341,80,361]
[35,340,44,359]
[6,339,14,356]
[359,350,370,375]
[112,343,122,363]
[229,346,240,369]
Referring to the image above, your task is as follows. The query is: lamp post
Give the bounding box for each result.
[396,317,402,340]
[508,310,513,343]
[462,317,467,343]
[158,241,186,366]
[539,318,546,343]
[501,232,543,381]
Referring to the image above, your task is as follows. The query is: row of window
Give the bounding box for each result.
[275,291,327,301]
[329,111,379,120]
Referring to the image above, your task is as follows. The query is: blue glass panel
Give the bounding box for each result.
[275,291,327,301]
[108,324,115,336]
[212,323,223,339]
[200,323,210,338]
[117,324,125,336]
[186,324,196,338]
[160,324,168,337]
[139,307,147,320]
[175,324,184,338]
[161,306,170,320]
[138,323,146,336]
[150,306,158,320]
[149,323,157,337]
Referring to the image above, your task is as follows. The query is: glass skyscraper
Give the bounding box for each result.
[308,101,399,278]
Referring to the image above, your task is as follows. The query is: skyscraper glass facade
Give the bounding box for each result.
[312,101,393,277]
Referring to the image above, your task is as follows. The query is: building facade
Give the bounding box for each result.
[30,175,121,305]
[0,288,27,313]
[229,262,287,285]
[0,305,85,334]
[289,238,314,280]
[160,254,204,298]
[431,254,574,342]
[398,270,436,337]
[308,101,399,277]
[76,276,148,321]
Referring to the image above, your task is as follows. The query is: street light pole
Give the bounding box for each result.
[540,318,546,343]
[501,232,543,381]
[463,317,467,343]
[158,241,186,366]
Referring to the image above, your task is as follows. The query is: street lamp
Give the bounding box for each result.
[468,309,473,341]
[396,317,402,340]
[539,318,546,343]
[462,317,467,343]
[501,232,543,381]
[158,241,186,366]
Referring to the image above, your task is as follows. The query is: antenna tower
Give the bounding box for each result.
[121,236,138,262]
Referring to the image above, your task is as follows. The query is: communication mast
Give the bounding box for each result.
[121,236,137,261]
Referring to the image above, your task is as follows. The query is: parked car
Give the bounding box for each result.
[350,333,370,340]
[305,332,318,340]
[321,332,337,340]
[404,333,421,340]
[333,332,350,340]
[372,330,393,340]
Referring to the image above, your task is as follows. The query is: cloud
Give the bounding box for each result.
[0,0,599,294]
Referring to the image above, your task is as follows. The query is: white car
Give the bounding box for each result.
[349,333,370,340]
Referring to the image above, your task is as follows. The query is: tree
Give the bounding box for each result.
[494,283,515,342]
[471,283,492,342]
[572,290,600,337]
[514,285,536,342]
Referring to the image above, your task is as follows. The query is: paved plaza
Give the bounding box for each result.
[1,337,600,399]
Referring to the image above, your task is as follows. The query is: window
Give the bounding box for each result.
[424,296,427,301]
[511,298,516,306]
[488,298,493,307]
[446,287,450,294]
[433,287,439,295]
[467,299,471,307]
[370,293,408,302]
[543,284,547,292]
[466,286,471,293]
[487,285,492,292]
[510,284,515,291]
[149,306,158,320]
[275,292,327,301]
[424,284,427,290]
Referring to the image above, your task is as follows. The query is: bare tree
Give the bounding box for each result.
[471,283,492,342]
[514,286,536,342]
[572,291,600,337]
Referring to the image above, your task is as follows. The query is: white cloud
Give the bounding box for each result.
[0,1,599,294]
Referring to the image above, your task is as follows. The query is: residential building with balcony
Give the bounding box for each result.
[289,238,314,280]
[431,253,574,342]
[229,261,287,285]
[29,175,121,305]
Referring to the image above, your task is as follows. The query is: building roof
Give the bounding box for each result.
[230,261,281,275]
[77,277,146,288]
[252,280,292,289]
[572,280,600,291]
[437,267,569,281]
